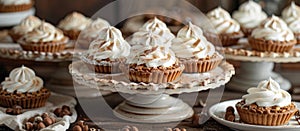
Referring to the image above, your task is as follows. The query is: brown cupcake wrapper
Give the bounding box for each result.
[241,27,254,37]
[236,105,297,126]
[127,64,184,84]
[181,55,223,73]
[62,30,81,40]
[0,88,51,109]
[20,42,66,53]
[0,1,33,12]
[86,62,122,74]
[294,33,300,45]
[204,32,244,47]
[248,37,296,53]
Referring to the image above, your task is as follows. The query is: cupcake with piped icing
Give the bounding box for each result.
[78,18,110,49]
[205,7,244,46]
[18,22,68,53]
[232,0,267,36]
[282,1,300,44]
[126,32,183,84]
[236,78,297,126]
[58,12,91,40]
[0,66,51,109]
[9,15,41,42]
[171,22,223,73]
[249,15,296,53]
[0,0,33,12]
[81,26,130,73]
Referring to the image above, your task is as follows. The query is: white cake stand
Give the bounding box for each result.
[0,8,35,27]
[69,60,235,123]
[218,39,300,92]
[0,42,111,97]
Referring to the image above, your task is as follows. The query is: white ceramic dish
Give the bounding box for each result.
[209,99,300,131]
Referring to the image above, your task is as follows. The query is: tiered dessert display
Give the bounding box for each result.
[212,1,300,92]
[70,18,235,123]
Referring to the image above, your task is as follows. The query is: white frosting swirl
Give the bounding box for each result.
[11,16,41,35]
[130,31,170,47]
[232,0,267,28]
[86,26,130,60]
[251,15,295,41]
[1,66,43,93]
[242,78,291,107]
[0,0,31,5]
[171,22,215,59]
[23,22,65,43]
[288,18,300,33]
[58,12,91,31]
[282,1,300,24]
[81,18,110,39]
[207,7,241,34]
[139,17,175,43]
[127,45,177,68]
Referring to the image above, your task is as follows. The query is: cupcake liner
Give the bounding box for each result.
[62,30,81,40]
[241,27,254,37]
[0,88,51,109]
[236,104,298,126]
[0,1,33,12]
[181,54,223,73]
[127,64,184,84]
[204,31,244,47]
[294,33,300,45]
[81,55,124,74]
[248,37,296,53]
[19,37,68,53]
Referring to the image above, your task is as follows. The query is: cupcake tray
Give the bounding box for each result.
[209,99,300,131]
[69,60,235,123]
[218,38,300,92]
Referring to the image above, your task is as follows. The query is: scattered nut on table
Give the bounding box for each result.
[5,105,23,115]
[72,120,89,131]
[225,106,235,122]
[23,113,57,131]
[122,125,139,131]
[53,105,72,117]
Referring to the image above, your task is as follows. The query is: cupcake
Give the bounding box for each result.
[206,7,244,46]
[78,18,110,49]
[0,66,51,109]
[9,15,41,42]
[81,26,131,74]
[171,22,223,73]
[18,22,68,53]
[232,0,267,36]
[57,12,92,40]
[126,33,184,84]
[282,2,300,44]
[138,17,175,43]
[249,15,296,53]
[236,78,298,126]
[0,0,33,12]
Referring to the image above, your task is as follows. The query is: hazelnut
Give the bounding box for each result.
[61,109,72,116]
[82,125,89,131]
[41,113,49,119]
[5,108,13,114]
[34,116,43,123]
[28,116,36,123]
[37,122,46,130]
[62,105,70,111]
[50,116,56,123]
[73,125,82,131]
[53,108,62,117]
[24,122,33,131]
[76,120,85,128]
[43,117,53,126]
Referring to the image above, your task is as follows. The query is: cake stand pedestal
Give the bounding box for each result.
[0,42,111,97]
[218,39,300,92]
[70,60,235,123]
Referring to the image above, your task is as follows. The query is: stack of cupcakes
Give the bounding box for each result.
[0,66,51,109]
[236,78,298,126]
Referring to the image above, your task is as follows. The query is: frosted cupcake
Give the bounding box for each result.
[126,44,183,84]
[249,15,296,53]
[81,26,130,73]
[9,15,41,42]
[0,0,33,12]
[171,22,223,73]
[282,2,300,44]
[58,12,91,40]
[0,66,51,109]
[138,17,175,43]
[206,7,244,46]
[78,18,110,49]
[232,0,267,36]
[18,22,69,53]
[236,78,297,126]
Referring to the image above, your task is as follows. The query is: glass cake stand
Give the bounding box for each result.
[218,39,300,92]
[69,60,235,123]
[0,42,111,97]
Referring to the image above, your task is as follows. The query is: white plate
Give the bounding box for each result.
[209,99,300,131]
